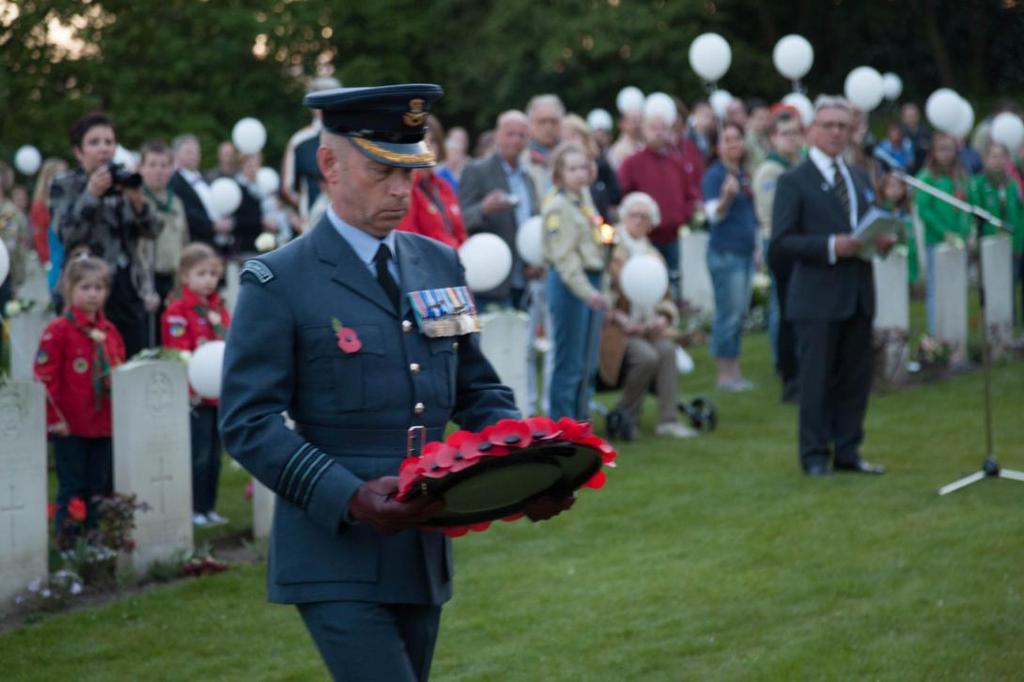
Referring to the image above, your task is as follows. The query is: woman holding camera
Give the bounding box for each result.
[51,111,160,356]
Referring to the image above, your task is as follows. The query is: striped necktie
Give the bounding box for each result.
[832,161,851,222]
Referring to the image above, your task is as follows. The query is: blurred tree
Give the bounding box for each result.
[0,0,1021,172]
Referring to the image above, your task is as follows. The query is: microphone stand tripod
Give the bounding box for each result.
[878,154,1022,494]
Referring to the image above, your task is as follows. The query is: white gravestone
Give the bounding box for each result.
[980,235,1013,357]
[7,309,53,381]
[680,231,714,313]
[252,480,275,541]
[933,245,968,365]
[18,258,51,307]
[223,261,241,313]
[479,311,530,416]
[872,252,910,384]
[112,360,193,575]
[0,382,48,611]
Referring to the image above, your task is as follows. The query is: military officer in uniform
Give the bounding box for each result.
[219,84,573,681]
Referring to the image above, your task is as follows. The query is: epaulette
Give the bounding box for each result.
[241,259,274,284]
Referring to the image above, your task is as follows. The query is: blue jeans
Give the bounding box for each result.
[654,239,681,301]
[54,436,112,541]
[191,405,223,514]
[925,244,938,336]
[547,270,603,420]
[706,247,754,360]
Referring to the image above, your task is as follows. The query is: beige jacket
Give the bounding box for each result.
[542,190,605,301]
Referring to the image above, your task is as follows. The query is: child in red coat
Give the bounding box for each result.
[35,256,126,545]
[161,243,232,527]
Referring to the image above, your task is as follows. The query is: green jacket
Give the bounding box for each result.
[914,169,971,245]
[967,174,1024,255]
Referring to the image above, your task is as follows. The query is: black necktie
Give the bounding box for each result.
[374,243,401,312]
[832,161,851,221]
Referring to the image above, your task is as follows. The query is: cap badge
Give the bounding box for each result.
[403,98,427,128]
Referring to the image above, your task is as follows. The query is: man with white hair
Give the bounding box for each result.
[770,96,896,477]
[522,93,565,195]
[617,97,702,300]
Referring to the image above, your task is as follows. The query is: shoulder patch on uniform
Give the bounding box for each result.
[241,259,274,284]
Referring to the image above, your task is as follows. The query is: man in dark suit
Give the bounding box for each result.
[770,96,897,477]
[458,109,540,307]
[169,134,233,247]
[220,84,572,681]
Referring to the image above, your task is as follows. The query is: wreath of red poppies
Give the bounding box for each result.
[396,416,617,537]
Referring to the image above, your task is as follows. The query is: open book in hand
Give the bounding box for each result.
[852,207,904,260]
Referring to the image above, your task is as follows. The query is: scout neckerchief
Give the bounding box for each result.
[562,189,604,246]
[143,185,176,213]
[417,173,458,239]
[766,151,792,170]
[183,288,226,338]
[65,307,112,411]
[982,171,1009,219]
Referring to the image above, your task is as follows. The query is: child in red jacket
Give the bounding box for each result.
[161,243,232,527]
[35,256,126,545]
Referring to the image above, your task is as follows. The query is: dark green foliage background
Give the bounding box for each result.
[2,1,1022,168]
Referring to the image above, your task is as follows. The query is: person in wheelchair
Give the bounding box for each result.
[599,191,697,440]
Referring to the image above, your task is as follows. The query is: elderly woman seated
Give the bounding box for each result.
[600,192,696,440]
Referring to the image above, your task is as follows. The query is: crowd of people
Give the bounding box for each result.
[3,77,1024,533]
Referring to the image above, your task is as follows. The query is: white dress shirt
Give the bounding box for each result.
[808,146,858,265]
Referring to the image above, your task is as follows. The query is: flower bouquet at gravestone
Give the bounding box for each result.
[396,416,617,538]
[913,335,954,379]
[55,493,148,589]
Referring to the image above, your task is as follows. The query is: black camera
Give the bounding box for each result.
[107,161,143,190]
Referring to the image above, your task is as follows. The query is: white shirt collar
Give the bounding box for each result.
[808,146,845,185]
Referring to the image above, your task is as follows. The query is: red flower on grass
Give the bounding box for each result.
[67,497,87,522]
[331,318,362,354]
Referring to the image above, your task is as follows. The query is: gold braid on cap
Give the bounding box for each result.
[350,136,435,165]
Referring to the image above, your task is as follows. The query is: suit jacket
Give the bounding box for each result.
[769,157,875,322]
[169,170,214,246]
[219,217,519,606]
[458,153,539,299]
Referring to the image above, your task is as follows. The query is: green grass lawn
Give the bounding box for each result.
[5,322,1024,681]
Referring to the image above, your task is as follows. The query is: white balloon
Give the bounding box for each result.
[209,177,242,217]
[232,117,267,154]
[709,90,733,119]
[772,34,814,81]
[948,97,975,140]
[643,92,677,126]
[586,108,613,132]
[515,216,544,267]
[257,166,280,195]
[0,240,9,287]
[782,93,814,128]
[620,254,668,309]
[14,145,41,175]
[844,66,884,112]
[882,72,903,101]
[991,112,1024,151]
[616,86,645,114]
[187,340,226,399]
[925,88,964,134]
[688,32,732,83]
[458,233,512,293]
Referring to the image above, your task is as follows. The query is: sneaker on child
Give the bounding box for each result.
[205,511,229,525]
[192,513,210,527]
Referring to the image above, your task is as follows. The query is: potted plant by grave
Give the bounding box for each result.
[55,493,147,590]
[913,335,954,380]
